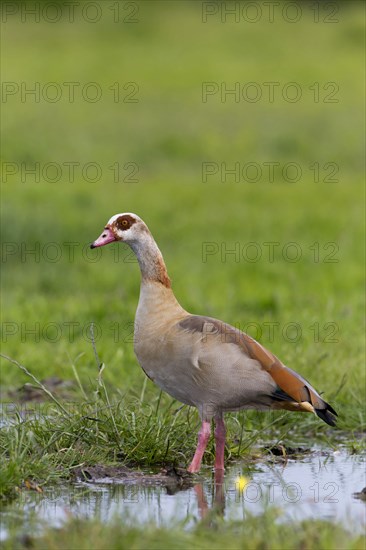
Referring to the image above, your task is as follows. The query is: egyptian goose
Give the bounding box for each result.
[91,213,337,472]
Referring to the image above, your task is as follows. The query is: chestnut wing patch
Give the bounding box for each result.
[178,315,337,426]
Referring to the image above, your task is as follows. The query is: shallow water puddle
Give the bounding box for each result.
[1,449,365,540]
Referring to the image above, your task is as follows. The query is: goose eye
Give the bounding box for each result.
[116,215,136,231]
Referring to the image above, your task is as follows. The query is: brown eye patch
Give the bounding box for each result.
[116,215,136,231]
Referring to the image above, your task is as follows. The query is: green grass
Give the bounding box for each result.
[1,1,365,548]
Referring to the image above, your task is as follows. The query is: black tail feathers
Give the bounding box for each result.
[315,402,338,427]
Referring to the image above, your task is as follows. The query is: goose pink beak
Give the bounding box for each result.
[90,227,116,249]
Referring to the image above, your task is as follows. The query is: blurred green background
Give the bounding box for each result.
[1,1,364,423]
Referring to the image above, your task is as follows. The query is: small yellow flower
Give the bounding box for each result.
[235,475,249,493]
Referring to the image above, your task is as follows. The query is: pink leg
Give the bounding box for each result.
[214,418,226,471]
[187,421,211,473]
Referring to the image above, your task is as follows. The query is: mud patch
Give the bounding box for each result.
[7,377,75,403]
[73,464,194,493]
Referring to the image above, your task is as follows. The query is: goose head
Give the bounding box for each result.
[90,213,146,248]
